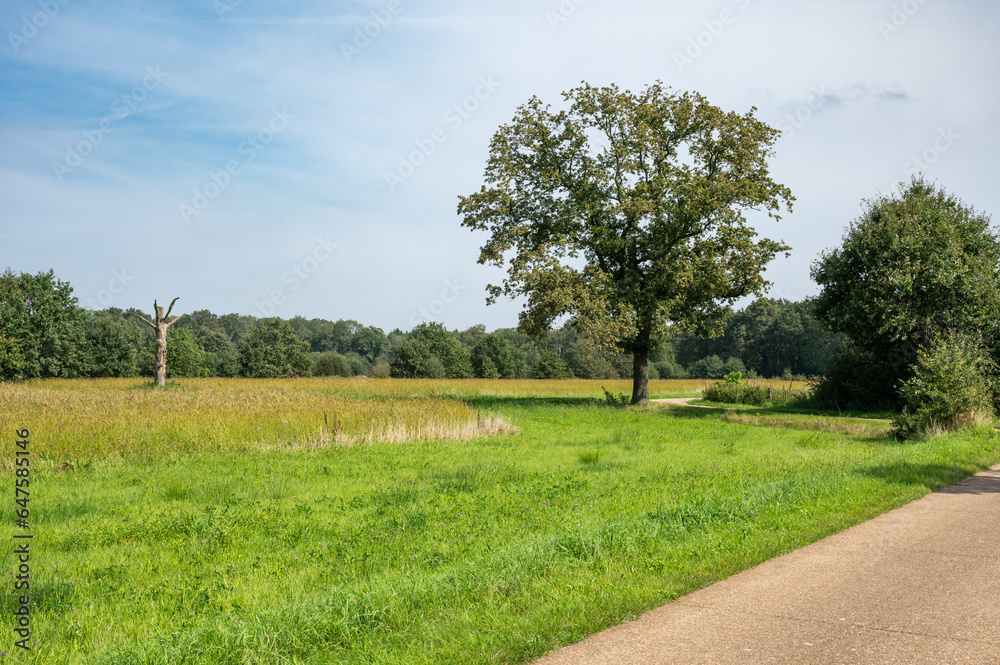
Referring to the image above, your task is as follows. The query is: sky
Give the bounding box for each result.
[1,0,998,333]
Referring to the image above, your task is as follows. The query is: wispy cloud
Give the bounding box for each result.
[1,0,998,330]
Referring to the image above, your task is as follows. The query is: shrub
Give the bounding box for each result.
[702,371,809,407]
[701,380,769,406]
[0,335,23,381]
[565,343,608,379]
[369,360,391,378]
[602,387,630,407]
[894,334,995,437]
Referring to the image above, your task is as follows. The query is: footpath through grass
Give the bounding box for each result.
[1,379,998,664]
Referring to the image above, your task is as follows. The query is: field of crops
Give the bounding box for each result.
[0,377,994,664]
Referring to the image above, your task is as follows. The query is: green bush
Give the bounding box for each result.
[702,380,769,406]
[702,371,810,408]
[602,387,630,407]
[894,333,996,437]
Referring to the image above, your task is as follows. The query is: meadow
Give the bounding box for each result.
[1,378,997,664]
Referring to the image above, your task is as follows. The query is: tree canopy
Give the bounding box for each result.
[389,322,473,379]
[458,82,793,403]
[811,178,1000,409]
[239,318,312,378]
[0,269,88,379]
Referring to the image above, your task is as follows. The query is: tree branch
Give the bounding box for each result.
[164,297,180,321]
[137,316,155,329]
[165,313,185,329]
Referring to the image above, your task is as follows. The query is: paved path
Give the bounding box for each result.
[650,397,710,408]
[533,464,1000,664]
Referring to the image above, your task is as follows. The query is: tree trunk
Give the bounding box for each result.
[631,325,652,405]
[139,298,183,388]
[153,309,168,387]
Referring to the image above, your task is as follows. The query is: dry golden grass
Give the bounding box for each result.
[0,378,518,465]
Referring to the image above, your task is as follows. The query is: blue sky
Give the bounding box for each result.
[2,0,998,332]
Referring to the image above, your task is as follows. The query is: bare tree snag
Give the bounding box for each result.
[138,298,184,387]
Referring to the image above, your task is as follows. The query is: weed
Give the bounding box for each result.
[602,386,631,407]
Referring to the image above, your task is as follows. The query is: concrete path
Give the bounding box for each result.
[533,464,1000,664]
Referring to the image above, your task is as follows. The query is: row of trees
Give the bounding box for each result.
[0,280,315,381]
[0,267,840,382]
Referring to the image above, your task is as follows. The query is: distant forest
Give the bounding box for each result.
[0,269,846,382]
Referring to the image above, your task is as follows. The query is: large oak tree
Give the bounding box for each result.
[458,82,793,403]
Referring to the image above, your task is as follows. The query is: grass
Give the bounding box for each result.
[0,379,520,465]
[694,398,897,421]
[1,378,997,664]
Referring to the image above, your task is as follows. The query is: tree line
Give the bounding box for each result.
[0,269,843,383]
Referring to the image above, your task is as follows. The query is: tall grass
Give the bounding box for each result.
[0,379,516,464]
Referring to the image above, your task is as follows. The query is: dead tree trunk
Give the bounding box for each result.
[138,298,184,387]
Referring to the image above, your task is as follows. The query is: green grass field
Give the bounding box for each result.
[1,378,997,664]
